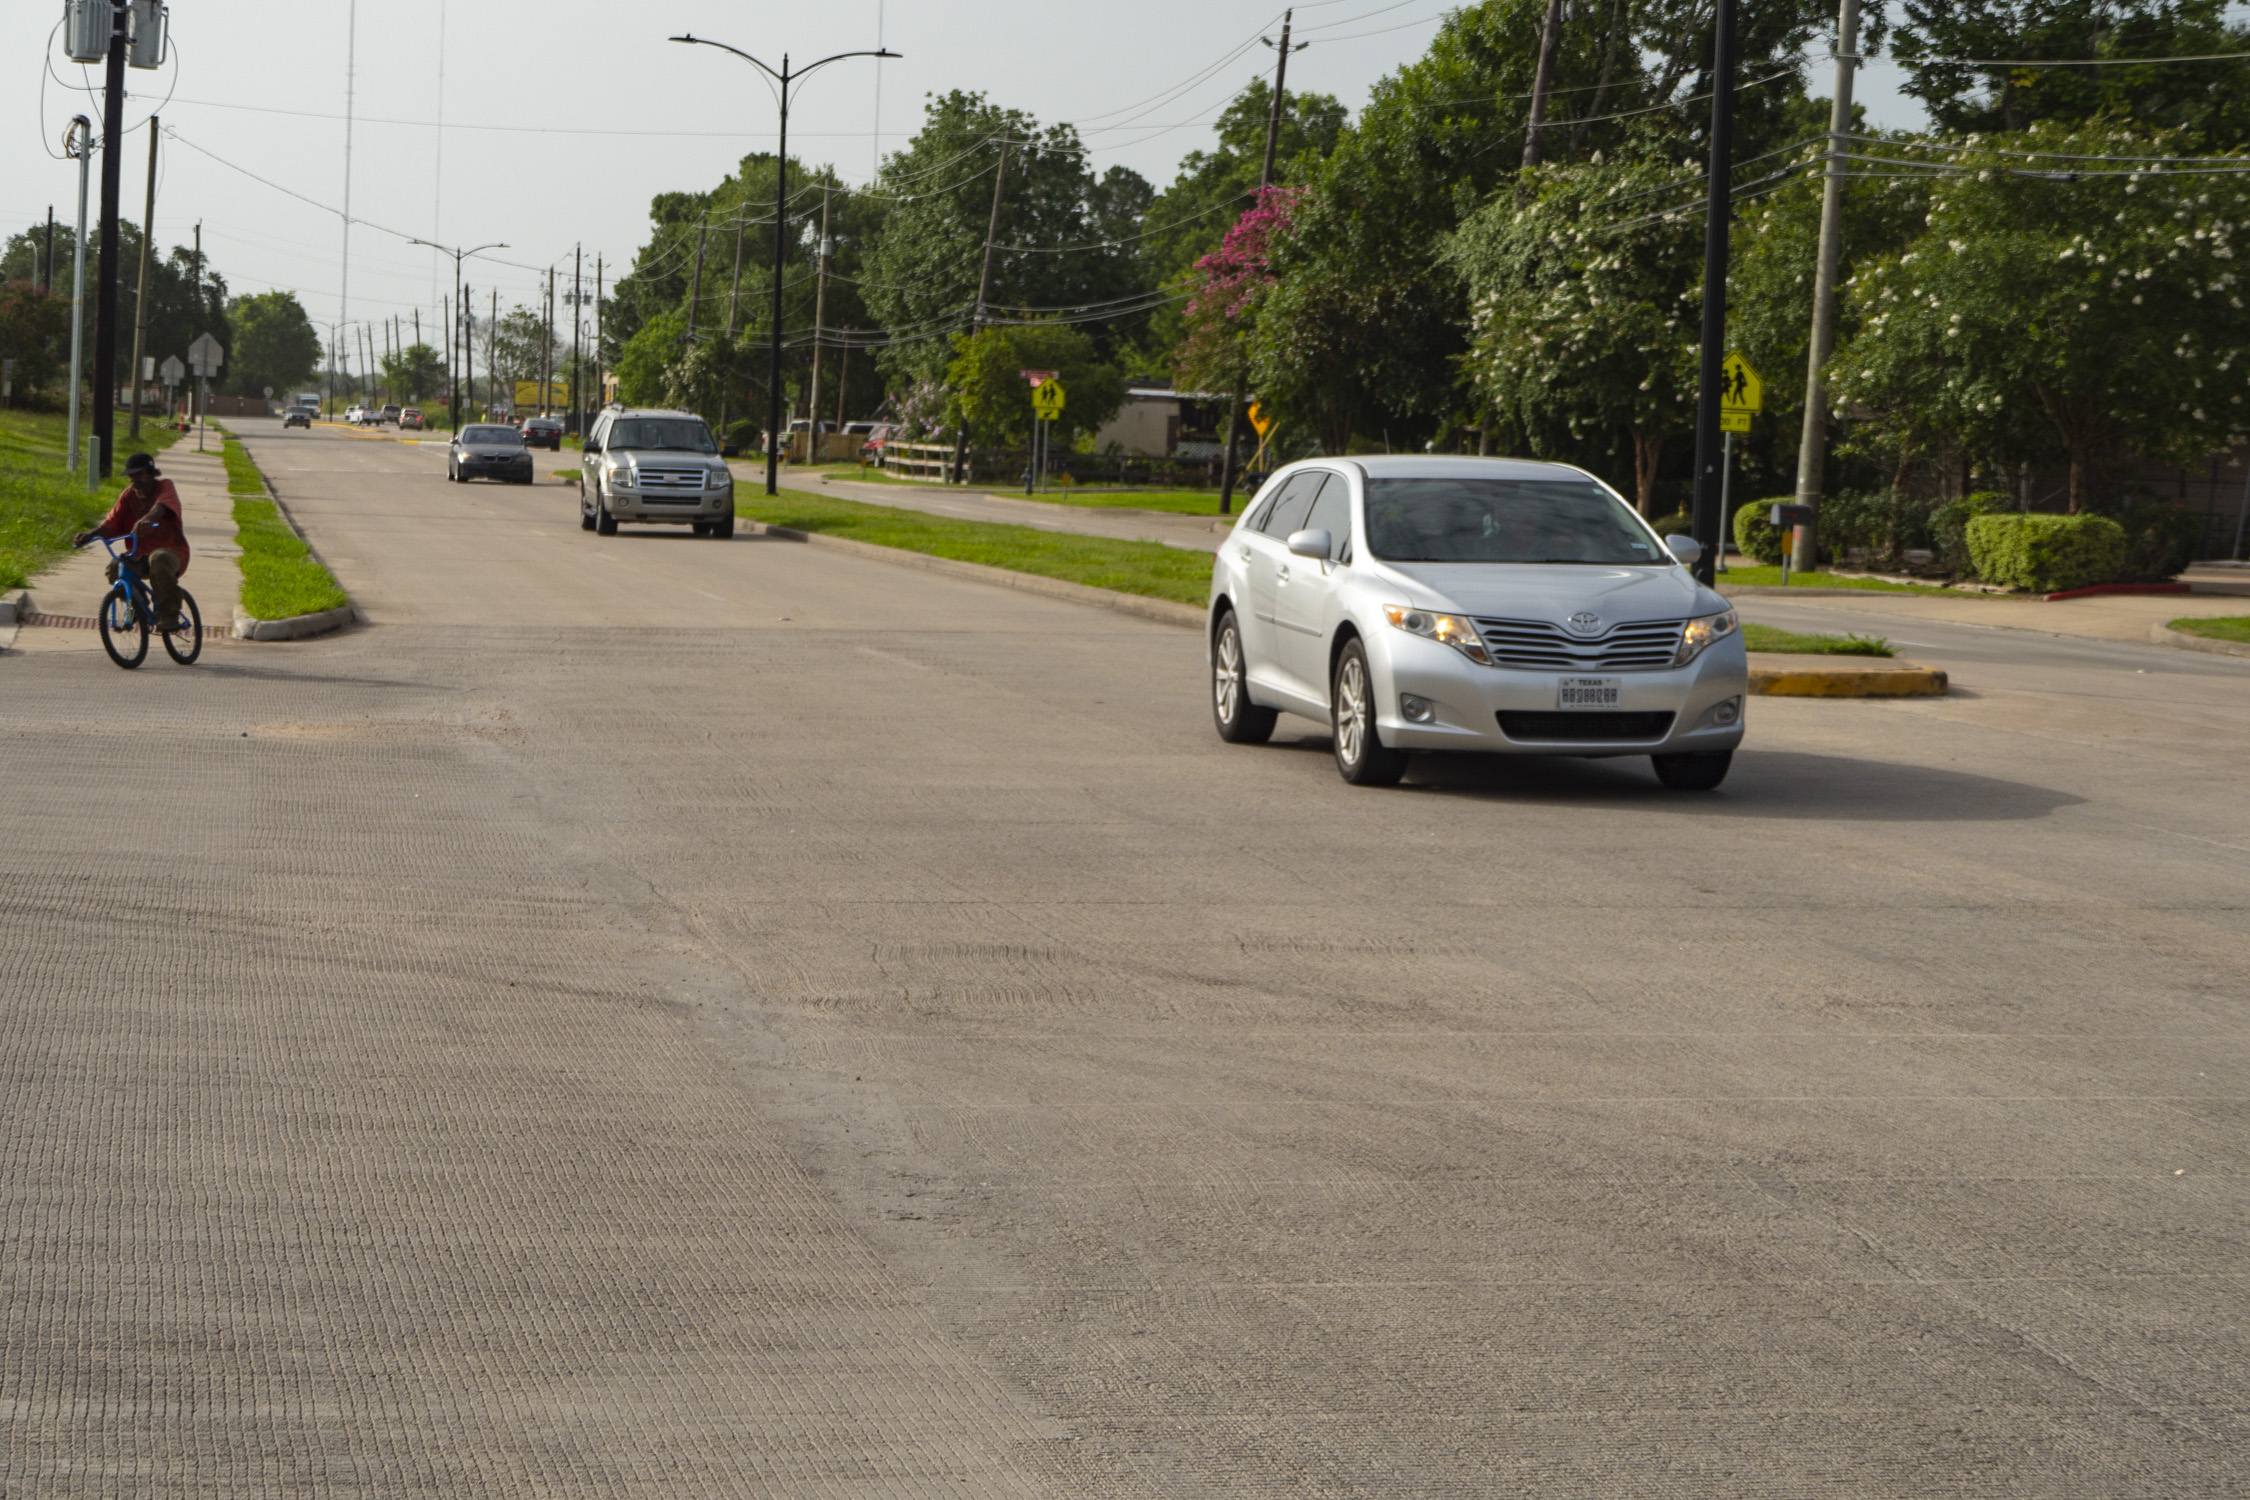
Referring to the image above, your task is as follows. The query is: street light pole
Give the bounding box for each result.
[671,33,899,496]
[409,236,506,431]
[1687,0,1740,586]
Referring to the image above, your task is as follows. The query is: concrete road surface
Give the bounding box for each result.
[4,417,2246,1496]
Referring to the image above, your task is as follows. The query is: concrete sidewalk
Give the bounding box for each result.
[10,446,240,656]
[1731,576,2250,646]
[741,465,1237,554]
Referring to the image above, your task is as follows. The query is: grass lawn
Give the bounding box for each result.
[742,488,1211,606]
[2167,615,2250,643]
[1718,563,1963,595]
[1741,623,1896,656]
[0,411,183,590]
[219,432,350,620]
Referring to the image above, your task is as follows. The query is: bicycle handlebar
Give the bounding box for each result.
[80,532,138,558]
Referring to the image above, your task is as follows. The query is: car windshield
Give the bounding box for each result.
[607,418,716,453]
[1363,477,1663,565]
[462,426,521,445]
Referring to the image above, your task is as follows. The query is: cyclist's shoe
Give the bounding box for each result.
[155,611,182,635]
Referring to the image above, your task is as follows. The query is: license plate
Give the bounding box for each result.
[1557,676,1621,709]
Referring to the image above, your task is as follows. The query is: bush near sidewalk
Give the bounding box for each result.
[1966,513,2126,593]
[0,412,182,590]
[217,432,349,620]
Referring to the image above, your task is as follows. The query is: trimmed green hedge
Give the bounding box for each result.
[1733,499,1793,564]
[1965,513,2127,592]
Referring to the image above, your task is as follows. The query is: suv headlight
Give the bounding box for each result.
[1383,605,1491,665]
[604,457,632,485]
[1675,608,1739,666]
[707,468,732,490]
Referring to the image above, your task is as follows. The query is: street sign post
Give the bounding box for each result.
[1714,351,1763,572]
[187,333,223,451]
[1029,381,1065,422]
[1025,379,1065,493]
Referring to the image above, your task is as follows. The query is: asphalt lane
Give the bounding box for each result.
[4,418,2245,1496]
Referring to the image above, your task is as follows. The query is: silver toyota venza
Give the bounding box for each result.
[1207,456,1747,789]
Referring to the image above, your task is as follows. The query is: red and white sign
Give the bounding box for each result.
[1019,369,1058,386]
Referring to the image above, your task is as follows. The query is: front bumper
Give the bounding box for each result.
[1369,632,1747,757]
[459,456,534,478]
[606,488,733,522]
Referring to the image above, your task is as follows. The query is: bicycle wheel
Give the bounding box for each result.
[98,582,148,669]
[162,587,204,665]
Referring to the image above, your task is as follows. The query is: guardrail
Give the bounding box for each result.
[885,442,957,484]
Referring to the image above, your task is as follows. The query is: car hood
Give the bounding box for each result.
[1381,562,1720,623]
[607,450,725,468]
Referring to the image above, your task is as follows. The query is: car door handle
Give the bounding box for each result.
[1238,546,1252,562]
[1276,565,1290,582]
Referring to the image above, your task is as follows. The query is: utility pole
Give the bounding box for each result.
[571,244,583,436]
[726,205,746,335]
[807,186,832,453]
[686,210,709,341]
[462,284,472,415]
[442,294,451,422]
[1222,17,1306,515]
[673,32,897,493]
[93,0,128,479]
[545,266,556,414]
[1686,0,1740,585]
[341,0,357,422]
[489,286,498,416]
[957,136,1011,486]
[129,116,158,440]
[43,207,55,297]
[65,116,92,475]
[595,255,604,411]
[1523,0,1566,167]
[1790,0,1861,575]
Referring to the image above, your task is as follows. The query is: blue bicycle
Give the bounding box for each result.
[81,533,202,669]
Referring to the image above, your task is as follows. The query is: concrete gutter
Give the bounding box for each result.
[749,522,1204,630]
[2150,621,2250,659]
[1748,652,1948,697]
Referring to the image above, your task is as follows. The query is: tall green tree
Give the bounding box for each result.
[0,281,70,399]
[946,322,1124,448]
[227,290,321,398]
[378,340,445,405]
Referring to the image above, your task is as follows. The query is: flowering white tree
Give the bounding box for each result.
[1444,155,1705,513]
[1828,123,2250,510]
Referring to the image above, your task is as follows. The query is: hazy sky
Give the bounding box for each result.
[6,0,1927,348]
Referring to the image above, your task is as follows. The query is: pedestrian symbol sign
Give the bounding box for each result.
[1719,350,1761,434]
[1030,380,1065,421]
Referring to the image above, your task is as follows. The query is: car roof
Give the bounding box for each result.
[603,408,702,421]
[1290,454,1593,482]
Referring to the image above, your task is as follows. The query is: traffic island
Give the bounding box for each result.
[219,430,357,641]
[2152,618,2250,658]
[1748,652,1948,696]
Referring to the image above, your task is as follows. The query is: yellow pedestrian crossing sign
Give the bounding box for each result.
[1720,351,1761,433]
[1030,380,1066,420]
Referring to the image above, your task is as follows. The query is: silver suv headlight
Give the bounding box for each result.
[1383,605,1492,665]
[707,468,732,490]
[1675,608,1739,666]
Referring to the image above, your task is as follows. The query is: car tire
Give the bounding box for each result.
[1210,610,1277,745]
[595,501,618,536]
[1651,750,1732,791]
[711,512,734,539]
[1330,637,1409,786]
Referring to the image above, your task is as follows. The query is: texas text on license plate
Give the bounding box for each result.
[1557,676,1621,709]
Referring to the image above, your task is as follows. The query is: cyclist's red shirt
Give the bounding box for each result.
[95,479,190,570]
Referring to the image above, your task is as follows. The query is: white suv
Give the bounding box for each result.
[1207,455,1747,788]
[579,408,735,538]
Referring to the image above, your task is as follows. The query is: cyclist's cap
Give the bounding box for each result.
[124,452,160,478]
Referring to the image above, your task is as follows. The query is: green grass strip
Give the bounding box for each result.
[222,435,349,620]
[800,465,1237,515]
[0,412,182,591]
[739,488,1212,606]
[1741,622,1895,656]
[2167,615,2250,643]
[1719,564,1963,594]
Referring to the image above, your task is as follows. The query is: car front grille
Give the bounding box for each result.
[1474,616,1685,671]
[635,466,707,492]
[1496,710,1676,742]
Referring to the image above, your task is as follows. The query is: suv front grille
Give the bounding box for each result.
[1474,616,1685,671]
[1497,711,1675,742]
[635,466,707,492]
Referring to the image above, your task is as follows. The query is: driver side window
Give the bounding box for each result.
[1256,472,1324,538]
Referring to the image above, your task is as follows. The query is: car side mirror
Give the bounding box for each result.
[1665,533,1702,566]
[1286,528,1332,560]
[583,438,600,454]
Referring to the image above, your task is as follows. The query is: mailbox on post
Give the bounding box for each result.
[1769,503,1815,585]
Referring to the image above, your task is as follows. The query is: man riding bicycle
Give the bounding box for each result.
[75,452,189,632]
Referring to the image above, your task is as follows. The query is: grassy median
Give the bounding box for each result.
[742,488,1210,606]
[2167,615,2250,643]
[1741,623,1895,656]
[1717,564,1960,594]
[219,432,350,620]
[0,412,182,590]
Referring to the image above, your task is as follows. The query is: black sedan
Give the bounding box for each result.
[520,416,565,450]
[448,424,535,484]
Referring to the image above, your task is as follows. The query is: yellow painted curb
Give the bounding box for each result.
[1749,658,1947,697]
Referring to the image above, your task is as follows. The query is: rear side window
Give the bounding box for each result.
[1256,471,1325,537]
[1302,478,1351,560]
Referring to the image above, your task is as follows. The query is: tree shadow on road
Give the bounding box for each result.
[1271,739,2082,822]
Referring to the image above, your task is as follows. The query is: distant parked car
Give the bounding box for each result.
[449,423,534,484]
[380,404,401,424]
[857,422,896,463]
[282,406,313,429]
[344,405,365,424]
[398,408,423,431]
[520,415,564,450]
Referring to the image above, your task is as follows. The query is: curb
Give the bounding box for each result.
[1748,654,1948,697]
[749,522,1205,630]
[233,603,358,641]
[2046,582,2191,601]
[0,588,28,626]
[1721,584,1945,598]
[2150,621,2250,659]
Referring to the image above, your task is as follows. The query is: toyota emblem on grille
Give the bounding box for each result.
[1565,611,1603,636]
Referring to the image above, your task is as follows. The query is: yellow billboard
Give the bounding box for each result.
[513,380,566,409]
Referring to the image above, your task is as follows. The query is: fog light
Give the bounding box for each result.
[1400,694,1435,723]
[1711,696,1741,726]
